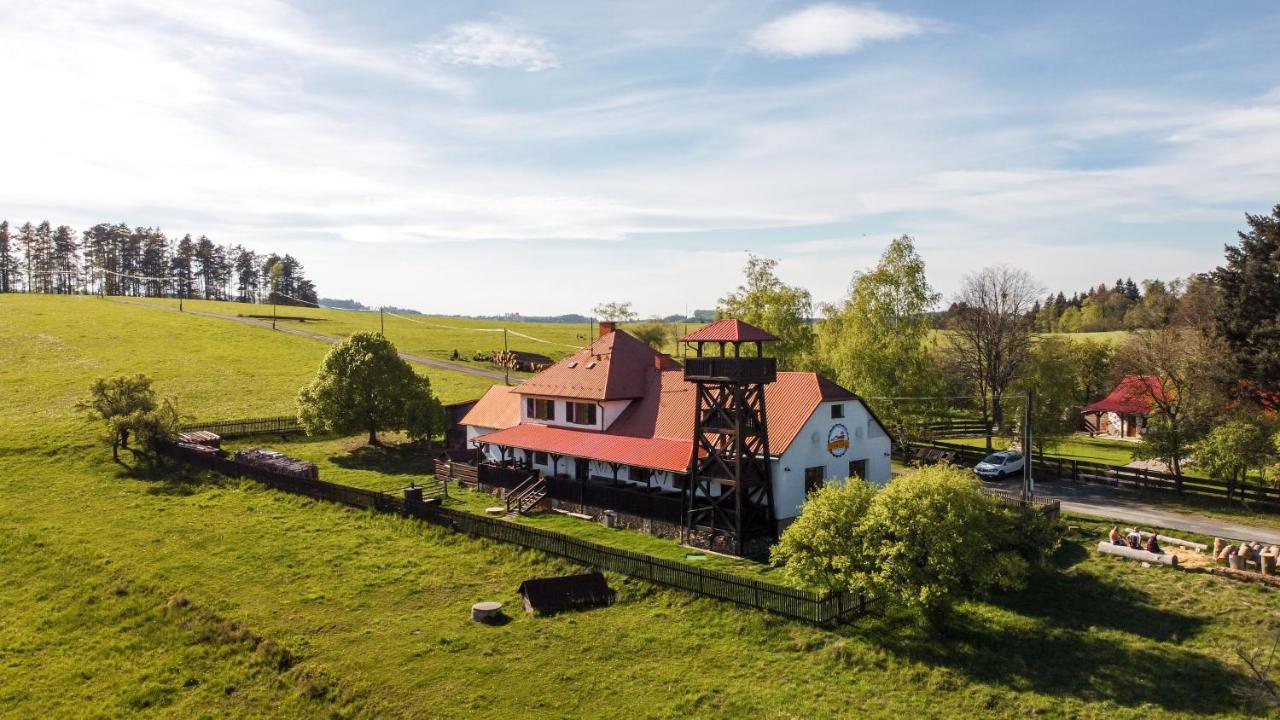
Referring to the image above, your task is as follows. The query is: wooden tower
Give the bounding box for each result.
[680,319,779,556]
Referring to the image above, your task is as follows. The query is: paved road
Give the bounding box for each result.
[989,476,1280,544]
[112,299,514,384]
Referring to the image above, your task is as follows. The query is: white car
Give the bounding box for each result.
[974,451,1023,481]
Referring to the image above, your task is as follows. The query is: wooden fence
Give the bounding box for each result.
[168,443,868,625]
[180,415,304,439]
[910,440,1280,512]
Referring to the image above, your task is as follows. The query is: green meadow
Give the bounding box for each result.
[1,294,1276,719]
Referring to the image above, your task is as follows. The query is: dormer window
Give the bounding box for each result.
[586,361,597,369]
[567,402,597,426]
[567,361,578,368]
[527,398,555,421]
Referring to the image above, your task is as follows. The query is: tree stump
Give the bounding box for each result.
[471,601,503,622]
[1262,553,1277,576]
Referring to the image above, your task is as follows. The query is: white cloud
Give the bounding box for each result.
[749,4,924,57]
[419,22,559,72]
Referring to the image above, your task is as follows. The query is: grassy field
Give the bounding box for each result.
[220,433,786,583]
[2,294,1278,719]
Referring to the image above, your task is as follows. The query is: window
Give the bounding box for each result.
[848,459,867,480]
[566,402,597,425]
[632,467,652,485]
[804,466,826,495]
[534,451,549,466]
[526,398,555,421]
[831,404,844,419]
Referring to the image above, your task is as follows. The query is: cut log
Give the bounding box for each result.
[471,601,503,622]
[1262,553,1277,576]
[1125,529,1207,553]
[1213,537,1225,558]
[1097,541,1179,567]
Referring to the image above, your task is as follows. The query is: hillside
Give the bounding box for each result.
[0,294,1273,719]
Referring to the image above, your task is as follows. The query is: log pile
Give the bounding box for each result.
[177,431,222,449]
[1213,538,1279,576]
[234,448,318,480]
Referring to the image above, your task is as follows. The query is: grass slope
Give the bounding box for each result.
[1,294,1276,719]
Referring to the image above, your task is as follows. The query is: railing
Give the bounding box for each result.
[477,462,537,490]
[545,476,685,525]
[506,474,545,515]
[683,356,777,384]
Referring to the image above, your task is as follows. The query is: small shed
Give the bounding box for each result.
[516,572,615,615]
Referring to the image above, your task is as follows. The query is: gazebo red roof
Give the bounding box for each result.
[1082,375,1166,416]
[679,318,779,343]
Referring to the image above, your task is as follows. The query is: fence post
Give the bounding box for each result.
[1071,460,1079,482]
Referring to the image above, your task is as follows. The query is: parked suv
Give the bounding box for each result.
[974,451,1023,480]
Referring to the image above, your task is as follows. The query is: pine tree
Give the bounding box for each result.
[1213,204,1280,412]
[171,235,195,298]
[0,221,14,292]
[52,225,79,293]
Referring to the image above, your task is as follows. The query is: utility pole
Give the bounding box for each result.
[503,327,510,386]
[1022,389,1034,500]
[380,306,385,335]
[272,298,277,330]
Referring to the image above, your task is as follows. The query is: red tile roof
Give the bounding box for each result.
[679,318,779,343]
[459,385,521,429]
[466,369,878,471]
[1082,375,1166,415]
[514,330,673,401]
[472,424,694,474]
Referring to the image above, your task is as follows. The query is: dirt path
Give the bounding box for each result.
[111,298,513,384]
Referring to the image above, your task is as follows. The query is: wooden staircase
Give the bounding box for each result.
[505,473,547,517]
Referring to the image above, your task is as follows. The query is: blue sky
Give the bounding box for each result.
[3,1,1279,316]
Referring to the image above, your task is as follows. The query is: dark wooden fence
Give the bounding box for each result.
[910,440,1280,512]
[922,419,991,439]
[180,415,304,439]
[167,443,867,625]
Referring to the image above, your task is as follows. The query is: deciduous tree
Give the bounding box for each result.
[76,374,159,462]
[717,253,814,370]
[944,265,1042,449]
[297,332,441,446]
[592,301,637,323]
[813,235,940,434]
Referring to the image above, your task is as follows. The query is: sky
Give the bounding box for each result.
[2,1,1279,317]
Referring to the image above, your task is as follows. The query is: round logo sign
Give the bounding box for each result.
[827,424,849,457]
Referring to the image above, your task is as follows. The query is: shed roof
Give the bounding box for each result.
[1082,375,1166,416]
[517,572,616,614]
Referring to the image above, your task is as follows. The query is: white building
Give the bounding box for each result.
[459,320,891,534]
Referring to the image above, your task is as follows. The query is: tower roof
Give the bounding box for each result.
[679,318,779,343]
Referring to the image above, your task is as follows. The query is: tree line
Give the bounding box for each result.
[0,219,319,305]
[1025,274,1218,334]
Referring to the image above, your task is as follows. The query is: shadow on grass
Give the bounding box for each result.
[845,547,1239,716]
[331,442,436,477]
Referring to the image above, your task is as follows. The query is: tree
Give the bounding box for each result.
[592,301,637,323]
[1213,205,1280,412]
[1115,327,1218,490]
[1012,337,1080,459]
[1196,418,1271,502]
[944,265,1042,449]
[0,220,14,292]
[297,332,440,446]
[717,253,814,370]
[1057,305,1082,332]
[628,320,675,352]
[814,235,940,434]
[856,465,1032,627]
[772,480,877,592]
[1069,338,1114,408]
[404,382,447,449]
[75,374,158,462]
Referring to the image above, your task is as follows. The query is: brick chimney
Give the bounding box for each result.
[598,321,616,337]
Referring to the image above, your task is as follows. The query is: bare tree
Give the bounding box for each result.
[945,265,1042,450]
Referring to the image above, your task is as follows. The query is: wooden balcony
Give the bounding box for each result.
[683,356,777,384]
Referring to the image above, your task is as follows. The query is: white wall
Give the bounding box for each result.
[517,395,632,432]
[772,399,892,520]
